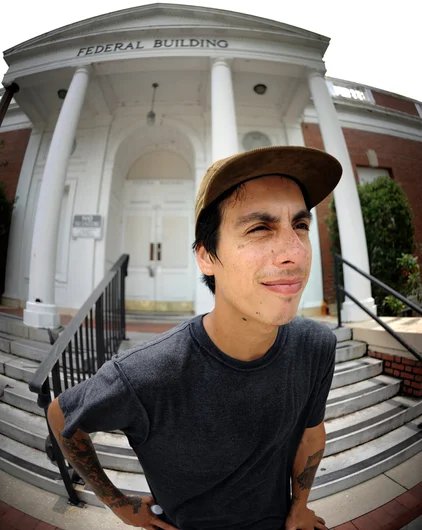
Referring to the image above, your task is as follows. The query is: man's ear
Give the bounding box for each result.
[196,244,216,276]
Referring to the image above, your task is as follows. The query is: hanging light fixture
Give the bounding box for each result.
[147,82,159,125]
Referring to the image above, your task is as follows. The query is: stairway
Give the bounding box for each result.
[0,312,421,507]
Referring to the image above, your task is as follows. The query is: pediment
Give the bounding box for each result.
[4,3,329,57]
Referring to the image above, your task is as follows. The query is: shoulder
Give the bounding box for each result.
[112,318,195,381]
[288,316,337,349]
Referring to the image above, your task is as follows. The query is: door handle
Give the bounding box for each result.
[148,265,155,277]
[150,243,154,261]
[157,243,162,261]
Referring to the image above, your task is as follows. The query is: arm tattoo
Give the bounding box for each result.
[297,449,324,491]
[59,433,124,504]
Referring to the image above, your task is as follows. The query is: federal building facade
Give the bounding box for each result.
[1,3,422,327]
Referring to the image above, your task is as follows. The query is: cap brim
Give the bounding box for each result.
[199,146,342,217]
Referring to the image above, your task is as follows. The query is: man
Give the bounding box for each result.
[48,146,342,530]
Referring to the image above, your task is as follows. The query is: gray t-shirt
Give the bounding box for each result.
[59,315,336,530]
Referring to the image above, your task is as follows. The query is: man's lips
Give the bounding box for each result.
[261,278,303,295]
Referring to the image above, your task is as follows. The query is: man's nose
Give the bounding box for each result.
[271,228,309,265]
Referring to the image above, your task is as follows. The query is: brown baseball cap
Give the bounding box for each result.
[195,146,342,228]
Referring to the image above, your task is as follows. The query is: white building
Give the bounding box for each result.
[2,3,422,328]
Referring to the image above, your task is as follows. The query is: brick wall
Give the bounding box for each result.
[0,128,31,201]
[368,351,422,397]
[302,122,422,303]
[371,91,419,117]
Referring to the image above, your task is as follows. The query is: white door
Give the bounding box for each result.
[122,179,194,308]
[122,208,157,302]
[155,206,194,302]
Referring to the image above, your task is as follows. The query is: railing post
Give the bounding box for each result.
[120,261,128,340]
[38,380,82,506]
[334,254,342,328]
[95,294,106,368]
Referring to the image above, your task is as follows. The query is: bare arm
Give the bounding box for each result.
[285,421,328,530]
[47,396,177,529]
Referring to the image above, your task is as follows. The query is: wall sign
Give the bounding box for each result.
[77,38,229,57]
[72,215,102,239]
[333,85,367,101]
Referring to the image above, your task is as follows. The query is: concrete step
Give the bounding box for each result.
[325,374,401,419]
[0,332,51,362]
[0,314,55,343]
[335,340,367,362]
[332,357,382,389]
[1,415,421,508]
[0,374,44,416]
[324,394,422,456]
[309,414,422,500]
[2,386,420,476]
[0,402,143,473]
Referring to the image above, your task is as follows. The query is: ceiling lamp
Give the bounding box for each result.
[253,84,267,95]
[147,82,159,125]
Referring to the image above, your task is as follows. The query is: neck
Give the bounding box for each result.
[203,305,279,362]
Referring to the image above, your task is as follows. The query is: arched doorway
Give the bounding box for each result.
[121,149,195,312]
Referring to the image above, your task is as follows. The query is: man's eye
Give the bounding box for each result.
[248,225,269,234]
[295,222,310,231]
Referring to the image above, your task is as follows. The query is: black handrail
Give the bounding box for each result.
[334,253,421,362]
[28,253,129,505]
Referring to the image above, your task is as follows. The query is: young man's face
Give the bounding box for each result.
[199,175,312,327]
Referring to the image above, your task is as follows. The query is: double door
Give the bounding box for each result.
[122,180,194,311]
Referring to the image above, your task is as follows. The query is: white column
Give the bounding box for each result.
[194,163,216,316]
[211,58,238,161]
[24,65,92,328]
[284,120,324,315]
[308,71,375,322]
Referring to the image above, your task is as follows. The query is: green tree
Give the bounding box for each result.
[326,176,417,315]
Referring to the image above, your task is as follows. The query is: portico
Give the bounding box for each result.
[0,3,374,327]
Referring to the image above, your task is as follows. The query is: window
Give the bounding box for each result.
[357,167,391,186]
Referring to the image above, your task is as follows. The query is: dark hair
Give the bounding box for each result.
[192,183,245,294]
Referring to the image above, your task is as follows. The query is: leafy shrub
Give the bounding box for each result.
[326,176,417,315]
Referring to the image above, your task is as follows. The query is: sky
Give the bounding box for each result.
[2,0,421,102]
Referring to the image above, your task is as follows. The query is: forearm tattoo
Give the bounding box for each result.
[59,434,124,504]
[297,449,324,491]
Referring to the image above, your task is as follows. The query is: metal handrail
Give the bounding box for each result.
[29,254,129,393]
[334,253,422,362]
[28,253,129,505]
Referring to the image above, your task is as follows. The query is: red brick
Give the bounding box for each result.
[402,358,416,365]
[395,356,405,363]
[411,381,422,389]
[385,361,391,367]
[0,523,15,530]
[352,513,382,530]
[393,370,400,376]
[372,90,420,116]
[366,506,395,527]
[392,362,405,371]
[1,507,25,528]
[14,513,39,530]
[405,365,413,372]
[414,367,422,375]
[415,375,422,382]
[396,491,421,510]
[0,500,9,516]
[403,372,415,380]
[409,481,422,500]
[383,499,409,519]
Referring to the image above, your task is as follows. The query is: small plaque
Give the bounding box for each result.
[72,215,102,239]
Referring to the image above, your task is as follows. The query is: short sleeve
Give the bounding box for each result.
[306,334,337,428]
[58,358,150,442]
